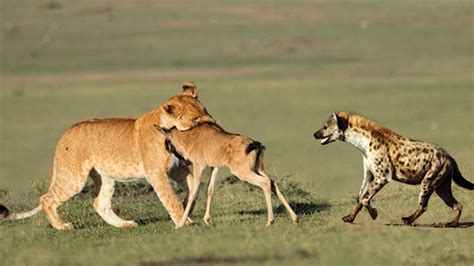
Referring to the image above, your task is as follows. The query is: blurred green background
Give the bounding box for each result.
[0,1,473,265]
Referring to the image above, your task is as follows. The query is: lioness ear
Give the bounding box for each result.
[163,104,176,114]
[333,112,349,131]
[182,82,198,98]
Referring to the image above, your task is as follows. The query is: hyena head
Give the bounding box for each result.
[313,112,349,145]
[159,82,215,131]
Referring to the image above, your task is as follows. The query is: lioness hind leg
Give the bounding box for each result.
[435,177,462,227]
[40,169,89,231]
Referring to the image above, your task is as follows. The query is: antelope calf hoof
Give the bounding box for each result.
[293,217,300,225]
[204,217,214,227]
[266,220,274,227]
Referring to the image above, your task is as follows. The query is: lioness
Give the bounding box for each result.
[0,83,215,231]
[156,123,299,228]
[314,112,473,226]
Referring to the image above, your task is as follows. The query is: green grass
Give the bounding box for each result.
[0,0,473,265]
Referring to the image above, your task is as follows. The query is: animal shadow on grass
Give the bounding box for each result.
[141,254,286,266]
[239,201,331,217]
[141,250,316,266]
[385,222,474,229]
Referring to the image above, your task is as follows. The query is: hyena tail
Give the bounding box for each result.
[0,204,42,220]
[451,158,474,190]
[245,141,266,176]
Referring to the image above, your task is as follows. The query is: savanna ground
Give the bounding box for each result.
[0,0,473,265]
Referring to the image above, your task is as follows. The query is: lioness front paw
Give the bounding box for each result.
[58,222,75,231]
[266,220,274,227]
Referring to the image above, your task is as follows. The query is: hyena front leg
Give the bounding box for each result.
[359,159,374,200]
[342,160,375,223]
[343,177,388,223]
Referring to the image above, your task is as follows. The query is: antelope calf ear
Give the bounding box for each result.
[182,81,198,98]
[153,124,170,135]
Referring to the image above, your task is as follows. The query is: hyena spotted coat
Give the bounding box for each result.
[314,112,473,226]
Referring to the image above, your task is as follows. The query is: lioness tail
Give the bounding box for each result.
[0,204,42,220]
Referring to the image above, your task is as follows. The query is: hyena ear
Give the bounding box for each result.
[163,104,176,115]
[182,82,198,98]
[333,112,349,131]
[153,124,170,135]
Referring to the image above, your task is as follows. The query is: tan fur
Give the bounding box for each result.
[157,123,299,228]
[314,112,473,226]
[3,83,215,231]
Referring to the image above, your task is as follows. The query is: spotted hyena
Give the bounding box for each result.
[314,112,473,227]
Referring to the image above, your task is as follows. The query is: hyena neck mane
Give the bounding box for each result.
[340,112,403,156]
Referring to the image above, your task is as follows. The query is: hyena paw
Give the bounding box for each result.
[444,221,459,228]
[401,217,413,225]
[342,215,355,223]
[367,207,378,220]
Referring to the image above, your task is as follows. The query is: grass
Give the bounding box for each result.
[0,0,473,265]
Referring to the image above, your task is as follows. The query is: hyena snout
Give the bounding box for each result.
[313,130,323,140]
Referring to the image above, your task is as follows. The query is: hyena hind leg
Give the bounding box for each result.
[435,177,462,227]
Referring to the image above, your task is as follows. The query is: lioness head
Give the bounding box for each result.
[313,112,349,145]
[159,82,215,131]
